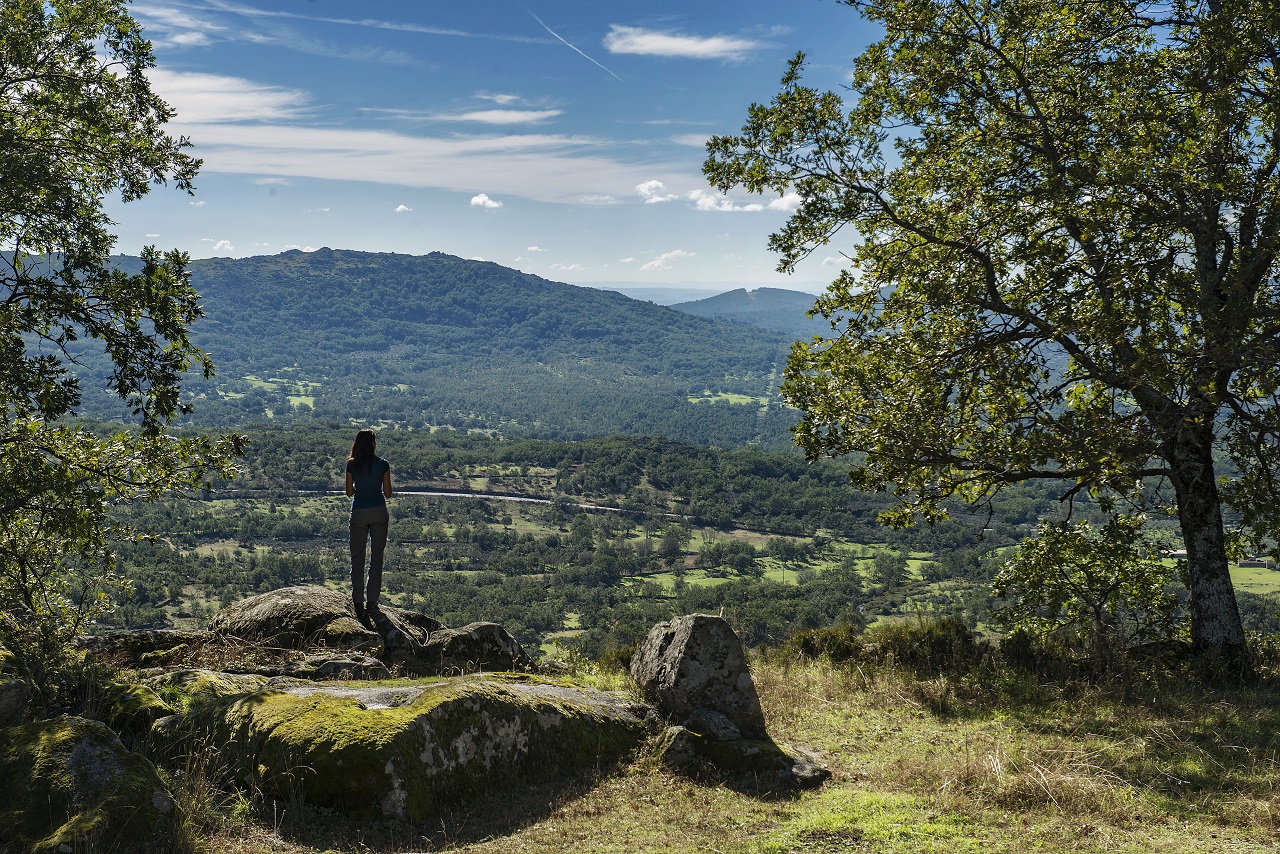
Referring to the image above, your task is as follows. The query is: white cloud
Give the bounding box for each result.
[283,244,318,252]
[253,177,292,186]
[603,25,761,61]
[470,193,503,208]
[527,245,545,252]
[189,200,206,207]
[155,81,698,205]
[303,207,331,214]
[672,133,710,147]
[822,256,846,266]
[145,233,161,237]
[640,249,694,272]
[433,109,562,124]
[477,92,523,105]
[636,180,678,204]
[769,192,803,212]
[212,239,234,252]
[132,4,227,48]
[686,189,802,212]
[135,3,421,64]
[148,69,309,124]
[550,262,585,272]
[618,257,636,263]
[395,204,413,213]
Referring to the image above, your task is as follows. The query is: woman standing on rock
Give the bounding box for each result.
[346,428,392,625]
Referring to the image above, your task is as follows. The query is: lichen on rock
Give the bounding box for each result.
[154,672,654,820]
[0,716,177,853]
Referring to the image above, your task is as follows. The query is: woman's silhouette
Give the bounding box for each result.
[345,428,392,625]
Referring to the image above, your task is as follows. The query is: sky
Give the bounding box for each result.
[105,1,882,289]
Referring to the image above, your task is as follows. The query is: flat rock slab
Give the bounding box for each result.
[155,673,657,820]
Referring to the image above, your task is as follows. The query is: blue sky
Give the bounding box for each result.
[107,1,881,288]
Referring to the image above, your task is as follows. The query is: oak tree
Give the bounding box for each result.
[0,0,238,706]
[705,0,1280,671]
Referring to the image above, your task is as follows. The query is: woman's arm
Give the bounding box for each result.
[345,472,355,497]
[382,468,393,499]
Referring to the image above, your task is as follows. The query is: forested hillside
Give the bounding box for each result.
[79,251,798,446]
[673,286,830,340]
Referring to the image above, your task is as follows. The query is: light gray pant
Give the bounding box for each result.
[349,505,389,606]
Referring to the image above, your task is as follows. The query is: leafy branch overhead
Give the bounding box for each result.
[0,0,239,711]
[705,0,1280,668]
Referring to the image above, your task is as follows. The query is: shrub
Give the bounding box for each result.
[782,615,989,677]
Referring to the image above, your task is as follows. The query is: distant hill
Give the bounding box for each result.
[581,285,728,305]
[672,287,832,341]
[77,250,800,447]
[578,281,825,307]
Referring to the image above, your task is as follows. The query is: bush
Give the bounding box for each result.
[782,615,989,677]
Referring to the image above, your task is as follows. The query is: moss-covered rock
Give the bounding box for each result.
[145,668,269,712]
[156,673,655,820]
[99,681,177,736]
[0,716,177,853]
[278,652,390,680]
[79,628,211,665]
[0,679,31,728]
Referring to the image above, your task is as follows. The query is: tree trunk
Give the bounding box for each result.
[1164,419,1252,675]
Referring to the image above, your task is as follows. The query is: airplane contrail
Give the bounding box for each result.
[518,3,622,81]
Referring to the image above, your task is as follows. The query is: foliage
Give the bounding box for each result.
[0,0,238,710]
[992,515,1183,657]
[705,0,1280,665]
[783,615,987,677]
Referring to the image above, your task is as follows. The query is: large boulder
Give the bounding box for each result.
[0,679,31,728]
[145,668,270,702]
[630,614,766,738]
[395,622,533,676]
[79,628,211,663]
[209,585,384,651]
[0,716,177,853]
[99,681,178,736]
[153,673,655,820]
[632,614,830,789]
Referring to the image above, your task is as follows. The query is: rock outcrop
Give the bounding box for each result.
[0,678,31,728]
[631,613,767,738]
[632,614,829,789]
[83,587,531,681]
[0,716,178,853]
[400,621,534,675]
[209,585,387,651]
[152,672,655,820]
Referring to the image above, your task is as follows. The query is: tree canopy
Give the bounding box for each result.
[705,0,1280,670]
[0,0,237,706]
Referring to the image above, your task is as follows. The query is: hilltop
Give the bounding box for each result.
[673,287,831,341]
[81,250,799,446]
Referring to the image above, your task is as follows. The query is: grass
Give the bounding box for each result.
[1230,564,1280,596]
[687,392,771,405]
[187,654,1280,853]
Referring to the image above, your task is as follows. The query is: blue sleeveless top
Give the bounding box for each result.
[347,456,390,509]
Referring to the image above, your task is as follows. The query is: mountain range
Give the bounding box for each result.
[79,250,817,447]
[672,287,831,341]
